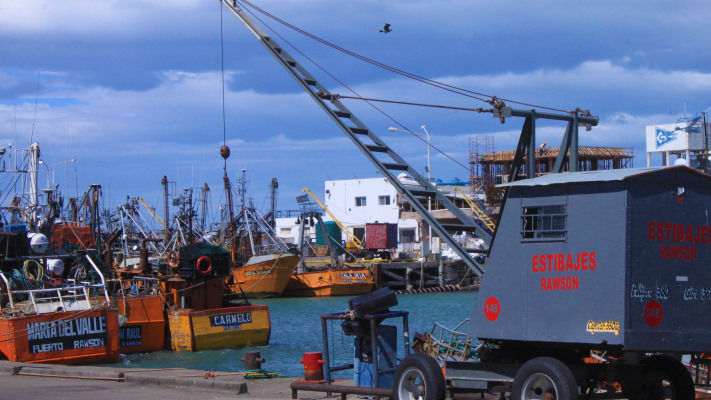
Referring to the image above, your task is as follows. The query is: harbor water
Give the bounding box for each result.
[112,291,477,378]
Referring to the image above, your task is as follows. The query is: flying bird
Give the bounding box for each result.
[379,23,392,33]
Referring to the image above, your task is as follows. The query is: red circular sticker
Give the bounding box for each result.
[484,297,500,321]
[644,301,663,327]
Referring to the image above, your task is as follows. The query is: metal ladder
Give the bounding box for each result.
[224,0,488,276]
[455,187,495,234]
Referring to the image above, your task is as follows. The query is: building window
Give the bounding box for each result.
[521,205,566,241]
[378,195,390,205]
[355,196,366,207]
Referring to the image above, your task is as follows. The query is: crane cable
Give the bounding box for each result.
[239,0,574,114]
[236,2,417,133]
[240,0,493,104]
[220,2,228,173]
[322,94,490,113]
[235,2,471,172]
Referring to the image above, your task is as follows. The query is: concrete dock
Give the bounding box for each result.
[0,361,343,399]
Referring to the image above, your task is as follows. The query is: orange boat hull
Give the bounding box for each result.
[228,254,299,298]
[284,267,375,297]
[115,296,166,354]
[0,308,120,365]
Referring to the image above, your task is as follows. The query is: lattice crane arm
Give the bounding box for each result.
[222,0,487,277]
[137,196,166,230]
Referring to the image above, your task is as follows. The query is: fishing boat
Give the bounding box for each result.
[44,192,169,355]
[0,301,120,364]
[228,253,299,298]
[167,303,270,351]
[108,277,166,354]
[221,169,298,298]
[284,265,374,297]
[162,241,272,351]
[284,207,374,297]
[0,249,120,364]
[99,179,273,353]
[164,277,271,351]
[0,144,135,362]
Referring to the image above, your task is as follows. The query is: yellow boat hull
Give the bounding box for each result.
[167,305,270,351]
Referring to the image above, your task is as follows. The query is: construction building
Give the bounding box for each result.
[469,136,634,206]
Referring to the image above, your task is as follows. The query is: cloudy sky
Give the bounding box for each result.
[1,0,710,219]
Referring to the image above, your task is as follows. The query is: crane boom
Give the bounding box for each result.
[302,187,362,249]
[222,0,487,276]
[137,196,166,229]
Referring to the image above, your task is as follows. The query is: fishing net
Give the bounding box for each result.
[50,225,96,252]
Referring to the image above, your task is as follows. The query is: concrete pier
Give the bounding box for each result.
[0,360,547,399]
[0,361,302,399]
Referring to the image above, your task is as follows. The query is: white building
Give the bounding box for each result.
[322,176,420,246]
[274,175,423,249]
[274,212,309,245]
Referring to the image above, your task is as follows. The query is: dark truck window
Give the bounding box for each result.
[521,205,566,240]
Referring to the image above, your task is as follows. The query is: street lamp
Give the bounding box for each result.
[388,125,432,255]
[388,126,430,184]
[38,159,75,189]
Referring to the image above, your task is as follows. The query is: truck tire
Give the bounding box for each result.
[636,355,695,400]
[511,357,578,400]
[393,353,445,400]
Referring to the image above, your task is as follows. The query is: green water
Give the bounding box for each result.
[113,291,477,378]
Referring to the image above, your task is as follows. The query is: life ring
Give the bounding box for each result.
[168,251,180,269]
[196,256,212,276]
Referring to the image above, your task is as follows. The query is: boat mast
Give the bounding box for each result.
[269,178,278,230]
[201,183,210,231]
[162,175,170,243]
[221,145,237,264]
[185,188,194,244]
[89,184,102,252]
[239,169,256,256]
[28,142,40,229]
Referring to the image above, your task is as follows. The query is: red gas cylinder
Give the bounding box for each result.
[299,352,325,382]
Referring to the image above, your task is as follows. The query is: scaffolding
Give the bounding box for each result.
[469,136,494,190]
[470,145,634,206]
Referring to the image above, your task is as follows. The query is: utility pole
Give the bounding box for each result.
[421,125,432,257]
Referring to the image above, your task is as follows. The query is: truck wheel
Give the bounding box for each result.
[511,357,578,400]
[640,355,695,400]
[393,353,445,400]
